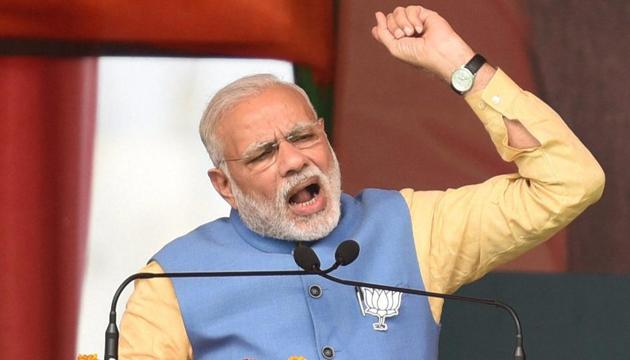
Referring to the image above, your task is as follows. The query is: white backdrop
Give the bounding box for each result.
[76,57,293,356]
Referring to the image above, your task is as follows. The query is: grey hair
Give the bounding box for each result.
[199,74,318,167]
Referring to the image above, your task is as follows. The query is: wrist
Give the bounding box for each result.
[467,64,496,94]
[437,40,475,82]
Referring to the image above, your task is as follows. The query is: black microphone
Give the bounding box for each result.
[104,240,351,360]
[293,243,321,271]
[335,239,360,266]
[292,241,526,360]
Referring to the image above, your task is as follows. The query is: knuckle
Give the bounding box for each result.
[386,14,395,25]
[408,6,421,14]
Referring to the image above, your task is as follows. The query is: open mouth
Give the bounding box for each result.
[288,182,321,207]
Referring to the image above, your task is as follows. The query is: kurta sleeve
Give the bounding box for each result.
[119,261,193,359]
[401,69,605,322]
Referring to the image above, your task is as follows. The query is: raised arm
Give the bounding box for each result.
[371,5,541,150]
[372,5,605,322]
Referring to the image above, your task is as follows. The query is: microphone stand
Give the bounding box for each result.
[105,240,525,360]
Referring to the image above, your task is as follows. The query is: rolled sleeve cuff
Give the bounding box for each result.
[464,68,539,162]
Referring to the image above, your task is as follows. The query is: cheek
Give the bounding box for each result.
[239,172,280,199]
[305,143,333,166]
[316,148,334,170]
[260,180,281,199]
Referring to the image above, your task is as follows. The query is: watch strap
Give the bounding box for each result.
[464,54,486,75]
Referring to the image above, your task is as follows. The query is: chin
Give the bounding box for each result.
[285,198,341,242]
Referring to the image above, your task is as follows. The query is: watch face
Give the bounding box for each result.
[451,68,474,93]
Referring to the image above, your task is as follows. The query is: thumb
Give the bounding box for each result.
[373,12,397,50]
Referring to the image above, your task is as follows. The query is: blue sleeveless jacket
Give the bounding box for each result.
[153,189,440,359]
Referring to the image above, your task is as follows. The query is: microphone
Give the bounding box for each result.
[104,240,352,360]
[293,243,321,271]
[293,239,360,273]
[292,241,526,360]
[335,239,360,266]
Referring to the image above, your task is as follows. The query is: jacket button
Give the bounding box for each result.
[308,284,322,298]
[321,345,335,359]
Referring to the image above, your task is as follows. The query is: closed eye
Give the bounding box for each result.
[290,132,315,143]
[245,144,277,164]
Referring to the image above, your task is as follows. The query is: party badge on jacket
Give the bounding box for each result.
[355,286,403,331]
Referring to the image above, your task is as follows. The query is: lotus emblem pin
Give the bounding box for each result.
[355,286,403,331]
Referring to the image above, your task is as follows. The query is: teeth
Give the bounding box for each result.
[292,192,318,207]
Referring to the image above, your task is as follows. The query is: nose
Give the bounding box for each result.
[276,141,308,177]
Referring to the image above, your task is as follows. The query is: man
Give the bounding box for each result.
[120,5,604,359]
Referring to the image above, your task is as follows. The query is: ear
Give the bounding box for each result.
[208,168,238,209]
[318,118,330,140]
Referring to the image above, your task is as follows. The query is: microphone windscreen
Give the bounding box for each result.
[335,240,360,266]
[293,245,321,271]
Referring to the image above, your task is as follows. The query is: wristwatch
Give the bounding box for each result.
[450,54,486,95]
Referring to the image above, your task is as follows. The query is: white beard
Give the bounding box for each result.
[228,152,342,242]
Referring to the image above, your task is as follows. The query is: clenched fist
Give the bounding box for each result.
[371,5,478,84]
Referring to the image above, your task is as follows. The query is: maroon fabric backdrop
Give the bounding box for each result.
[525,1,630,273]
[0,57,97,359]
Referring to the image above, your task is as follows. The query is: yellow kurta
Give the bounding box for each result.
[119,69,604,359]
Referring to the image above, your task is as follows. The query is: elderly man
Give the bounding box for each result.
[119,4,604,359]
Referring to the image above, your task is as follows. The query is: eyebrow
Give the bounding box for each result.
[240,120,316,156]
[241,139,276,158]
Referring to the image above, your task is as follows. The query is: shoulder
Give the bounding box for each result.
[349,188,448,215]
[398,188,444,211]
[353,188,404,204]
[348,188,414,222]
[152,217,234,264]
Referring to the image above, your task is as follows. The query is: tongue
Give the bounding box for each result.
[290,188,314,204]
